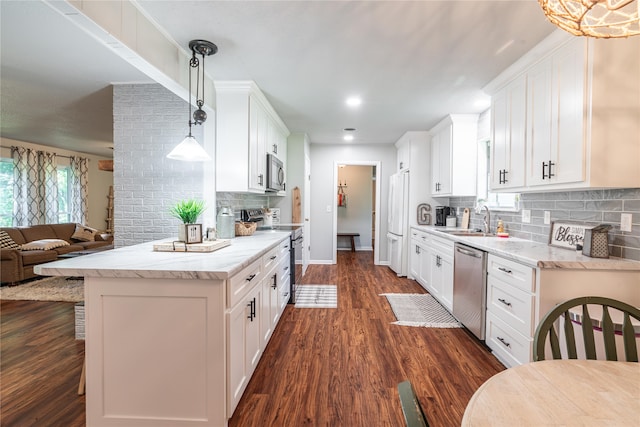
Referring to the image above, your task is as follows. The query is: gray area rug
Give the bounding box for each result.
[0,276,83,302]
[295,284,338,308]
[382,293,462,328]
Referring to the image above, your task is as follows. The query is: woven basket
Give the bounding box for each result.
[235,222,257,237]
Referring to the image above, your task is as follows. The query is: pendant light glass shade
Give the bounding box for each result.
[167,135,211,162]
[539,0,640,38]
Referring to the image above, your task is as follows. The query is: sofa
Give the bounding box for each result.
[0,223,113,284]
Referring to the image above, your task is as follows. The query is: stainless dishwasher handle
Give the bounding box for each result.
[456,247,482,258]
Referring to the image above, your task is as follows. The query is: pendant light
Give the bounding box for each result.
[167,39,218,161]
[539,0,639,38]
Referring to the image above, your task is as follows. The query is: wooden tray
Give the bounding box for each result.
[153,239,231,253]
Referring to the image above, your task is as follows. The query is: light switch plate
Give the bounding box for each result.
[621,213,633,232]
[326,205,332,213]
[544,211,551,225]
[522,209,531,223]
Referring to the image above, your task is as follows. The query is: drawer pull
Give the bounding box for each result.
[497,336,511,348]
[270,255,277,260]
[498,267,513,274]
[498,298,512,307]
[283,266,289,271]
[246,273,257,282]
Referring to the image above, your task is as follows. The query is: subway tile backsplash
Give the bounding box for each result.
[216,192,271,220]
[449,188,640,261]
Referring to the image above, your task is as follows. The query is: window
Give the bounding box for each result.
[0,157,73,225]
[476,140,520,212]
[57,167,72,223]
[0,159,13,226]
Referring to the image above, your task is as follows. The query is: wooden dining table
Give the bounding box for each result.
[462,360,640,426]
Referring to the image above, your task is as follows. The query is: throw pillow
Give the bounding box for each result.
[0,230,20,249]
[71,224,98,242]
[21,239,70,251]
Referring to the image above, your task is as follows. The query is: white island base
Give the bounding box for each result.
[86,276,227,425]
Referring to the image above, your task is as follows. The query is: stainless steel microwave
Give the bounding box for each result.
[266,153,285,192]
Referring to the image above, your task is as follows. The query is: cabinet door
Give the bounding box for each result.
[409,240,420,281]
[430,129,452,196]
[491,76,526,189]
[430,132,441,195]
[418,246,431,291]
[527,57,553,187]
[227,296,250,414]
[245,285,262,374]
[249,97,266,192]
[428,250,443,299]
[439,253,454,312]
[397,139,410,172]
[261,273,277,346]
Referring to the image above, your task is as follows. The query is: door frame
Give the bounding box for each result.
[332,160,381,265]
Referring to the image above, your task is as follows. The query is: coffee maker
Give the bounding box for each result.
[435,206,452,226]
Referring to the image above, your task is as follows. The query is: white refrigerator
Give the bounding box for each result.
[387,171,409,276]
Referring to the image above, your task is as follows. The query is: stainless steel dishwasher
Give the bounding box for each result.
[453,243,487,340]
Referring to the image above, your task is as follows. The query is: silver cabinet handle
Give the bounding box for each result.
[456,247,481,258]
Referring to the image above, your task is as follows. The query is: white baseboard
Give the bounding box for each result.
[309,259,334,265]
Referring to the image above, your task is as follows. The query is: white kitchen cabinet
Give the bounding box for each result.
[395,134,411,172]
[428,235,454,311]
[527,38,585,187]
[409,229,431,290]
[485,31,640,192]
[216,81,290,193]
[430,114,478,197]
[490,74,526,190]
[485,254,535,368]
[227,279,263,414]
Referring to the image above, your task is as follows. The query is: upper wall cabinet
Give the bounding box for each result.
[395,134,411,172]
[216,81,290,194]
[429,114,478,197]
[490,75,526,190]
[485,31,640,192]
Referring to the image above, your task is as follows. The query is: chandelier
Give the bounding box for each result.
[539,0,640,38]
[167,40,218,161]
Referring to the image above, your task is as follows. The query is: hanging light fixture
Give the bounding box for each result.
[539,0,640,38]
[167,39,218,161]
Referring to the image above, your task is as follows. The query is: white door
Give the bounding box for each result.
[303,152,311,274]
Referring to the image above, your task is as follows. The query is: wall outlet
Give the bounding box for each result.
[621,213,633,232]
[544,211,551,225]
[326,205,332,213]
[522,209,531,223]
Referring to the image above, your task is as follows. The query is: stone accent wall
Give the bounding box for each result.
[113,84,204,247]
[449,188,640,261]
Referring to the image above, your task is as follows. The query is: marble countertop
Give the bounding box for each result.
[34,231,291,280]
[412,226,640,271]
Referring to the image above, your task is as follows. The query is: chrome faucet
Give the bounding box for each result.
[480,205,491,234]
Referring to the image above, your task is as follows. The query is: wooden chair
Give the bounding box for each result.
[397,380,429,427]
[533,296,640,362]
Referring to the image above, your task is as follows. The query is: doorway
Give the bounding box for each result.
[332,161,381,265]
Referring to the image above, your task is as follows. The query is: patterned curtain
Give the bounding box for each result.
[69,156,89,224]
[12,146,59,226]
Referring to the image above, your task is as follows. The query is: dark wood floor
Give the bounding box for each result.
[0,251,504,426]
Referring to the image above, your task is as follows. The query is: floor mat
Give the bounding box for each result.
[295,285,338,308]
[381,293,462,328]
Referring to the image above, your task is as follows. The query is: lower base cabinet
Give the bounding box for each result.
[409,229,454,312]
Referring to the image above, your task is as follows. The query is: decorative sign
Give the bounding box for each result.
[417,203,431,225]
[185,224,203,244]
[548,222,587,250]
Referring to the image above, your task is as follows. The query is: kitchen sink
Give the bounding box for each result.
[448,232,495,237]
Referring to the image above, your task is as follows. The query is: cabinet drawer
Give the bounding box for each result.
[228,258,262,308]
[279,238,291,256]
[486,312,532,368]
[263,245,280,274]
[487,276,534,336]
[487,254,534,292]
[430,234,454,255]
[410,228,430,244]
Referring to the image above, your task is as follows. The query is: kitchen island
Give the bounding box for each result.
[35,231,291,427]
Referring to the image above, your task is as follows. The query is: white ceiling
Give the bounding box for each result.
[1,1,556,158]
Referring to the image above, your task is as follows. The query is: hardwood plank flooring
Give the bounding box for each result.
[0,251,504,426]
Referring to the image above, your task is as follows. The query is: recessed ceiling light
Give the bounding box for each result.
[343,134,354,142]
[345,96,362,107]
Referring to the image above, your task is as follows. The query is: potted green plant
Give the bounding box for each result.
[170,199,206,242]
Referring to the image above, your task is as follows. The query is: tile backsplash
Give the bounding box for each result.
[449,188,640,261]
[216,192,271,220]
